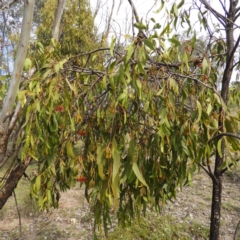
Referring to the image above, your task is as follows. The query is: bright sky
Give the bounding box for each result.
[91,0,166,37]
[90,0,240,83]
[91,0,240,39]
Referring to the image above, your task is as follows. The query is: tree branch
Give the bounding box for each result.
[198,163,218,185]
[199,0,227,26]
[219,0,228,16]
[209,132,240,143]
[220,158,240,175]
[0,0,18,10]
[127,0,140,23]
[224,34,240,74]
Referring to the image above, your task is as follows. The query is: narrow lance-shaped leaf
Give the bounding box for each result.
[110,38,116,57]
[66,141,75,159]
[112,139,120,208]
[177,0,185,9]
[132,162,149,187]
[97,146,106,179]
[143,39,155,50]
[195,100,202,124]
[217,139,223,158]
[125,43,134,63]
[202,58,208,74]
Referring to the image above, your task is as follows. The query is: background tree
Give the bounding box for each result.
[0,0,35,208]
[37,0,100,55]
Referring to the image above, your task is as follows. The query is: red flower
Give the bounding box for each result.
[75,176,88,182]
[55,105,65,112]
[77,130,87,136]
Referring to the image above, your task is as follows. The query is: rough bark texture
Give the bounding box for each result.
[210,155,223,239]
[209,1,237,239]
[0,157,32,210]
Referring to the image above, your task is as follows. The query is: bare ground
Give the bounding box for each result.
[0,169,240,240]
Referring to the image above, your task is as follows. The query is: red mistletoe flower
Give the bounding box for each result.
[77,130,87,136]
[75,176,88,182]
[55,105,65,112]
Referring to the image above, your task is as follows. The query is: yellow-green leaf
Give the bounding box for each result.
[35,175,41,192]
[66,141,75,159]
[97,146,106,179]
[132,162,149,187]
[143,39,155,50]
[125,43,134,63]
[112,139,120,208]
[24,58,32,71]
[202,58,208,73]
[110,38,116,57]
[136,79,142,89]
[217,139,223,157]
[195,100,202,123]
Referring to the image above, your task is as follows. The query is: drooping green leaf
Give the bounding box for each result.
[202,58,208,73]
[112,139,120,208]
[177,0,185,9]
[35,175,41,192]
[217,139,223,157]
[66,141,75,159]
[132,162,149,187]
[125,43,134,63]
[195,100,202,123]
[110,38,116,57]
[97,146,106,179]
[154,0,165,13]
[143,39,155,50]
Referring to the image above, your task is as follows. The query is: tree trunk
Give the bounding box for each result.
[209,1,236,239]
[52,0,66,41]
[0,0,35,123]
[210,154,223,240]
[0,157,32,209]
[0,0,35,161]
[0,0,35,209]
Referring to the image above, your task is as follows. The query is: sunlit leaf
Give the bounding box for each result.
[217,139,223,157]
[110,38,116,57]
[132,162,149,187]
[112,139,120,208]
[134,22,147,30]
[143,39,155,50]
[195,101,202,123]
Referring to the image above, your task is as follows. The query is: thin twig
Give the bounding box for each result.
[221,158,240,174]
[127,0,140,23]
[199,0,227,26]
[0,0,18,10]
[219,0,228,15]
[13,190,22,238]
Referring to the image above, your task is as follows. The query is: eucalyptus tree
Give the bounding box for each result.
[37,0,100,55]
[0,1,240,240]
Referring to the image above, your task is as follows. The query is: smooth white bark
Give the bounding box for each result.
[52,0,67,41]
[0,0,35,122]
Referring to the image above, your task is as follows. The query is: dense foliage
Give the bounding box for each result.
[20,5,240,234]
[0,1,240,239]
[37,0,99,55]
